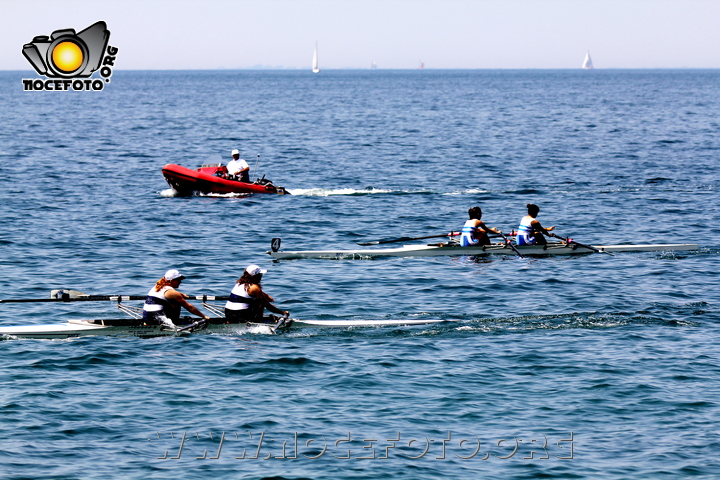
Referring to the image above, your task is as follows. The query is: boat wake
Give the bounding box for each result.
[159,185,495,197]
[287,187,394,196]
[1,303,709,341]
[199,192,251,198]
[290,184,716,197]
[286,187,490,196]
[236,305,709,338]
[159,188,250,198]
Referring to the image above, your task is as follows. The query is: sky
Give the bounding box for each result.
[2,0,719,70]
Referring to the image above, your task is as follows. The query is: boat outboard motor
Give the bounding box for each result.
[255,174,272,186]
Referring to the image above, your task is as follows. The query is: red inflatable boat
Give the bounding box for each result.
[162,164,290,196]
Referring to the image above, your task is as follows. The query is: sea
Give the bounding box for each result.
[0,69,719,479]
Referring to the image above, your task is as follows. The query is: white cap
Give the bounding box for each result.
[164,269,186,281]
[246,264,267,276]
[231,149,240,156]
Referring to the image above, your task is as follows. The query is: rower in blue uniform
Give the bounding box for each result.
[225,265,288,323]
[460,206,502,247]
[516,204,555,246]
[142,269,210,328]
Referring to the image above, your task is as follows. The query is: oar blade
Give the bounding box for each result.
[50,289,89,299]
[357,236,415,246]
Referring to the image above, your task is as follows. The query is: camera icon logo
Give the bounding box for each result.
[22,21,109,78]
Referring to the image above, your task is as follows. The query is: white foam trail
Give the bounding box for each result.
[200,192,250,198]
[245,324,275,335]
[288,187,395,196]
[161,186,485,197]
[444,188,491,195]
[288,187,488,196]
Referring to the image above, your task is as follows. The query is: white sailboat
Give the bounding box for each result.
[312,43,320,73]
[582,51,594,69]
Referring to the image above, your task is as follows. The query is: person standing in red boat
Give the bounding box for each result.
[142,269,210,328]
[516,204,555,246]
[225,265,288,323]
[227,149,250,182]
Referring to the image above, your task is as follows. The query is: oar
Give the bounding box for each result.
[271,313,293,334]
[357,232,460,246]
[0,290,231,304]
[499,233,524,258]
[175,318,209,334]
[549,233,615,256]
[0,290,146,303]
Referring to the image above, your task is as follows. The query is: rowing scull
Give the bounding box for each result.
[0,316,444,339]
[0,290,447,339]
[267,241,699,260]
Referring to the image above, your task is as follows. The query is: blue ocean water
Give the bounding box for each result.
[0,69,719,479]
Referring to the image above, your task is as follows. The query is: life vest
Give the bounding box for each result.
[142,286,180,322]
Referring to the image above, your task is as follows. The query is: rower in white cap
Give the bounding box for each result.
[142,269,210,329]
[226,149,250,182]
[225,264,288,323]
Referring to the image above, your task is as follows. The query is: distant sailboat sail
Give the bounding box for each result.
[582,51,594,69]
[312,43,320,73]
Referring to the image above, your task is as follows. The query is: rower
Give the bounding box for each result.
[142,269,210,328]
[227,149,250,182]
[460,206,502,247]
[225,265,288,323]
[516,204,555,246]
